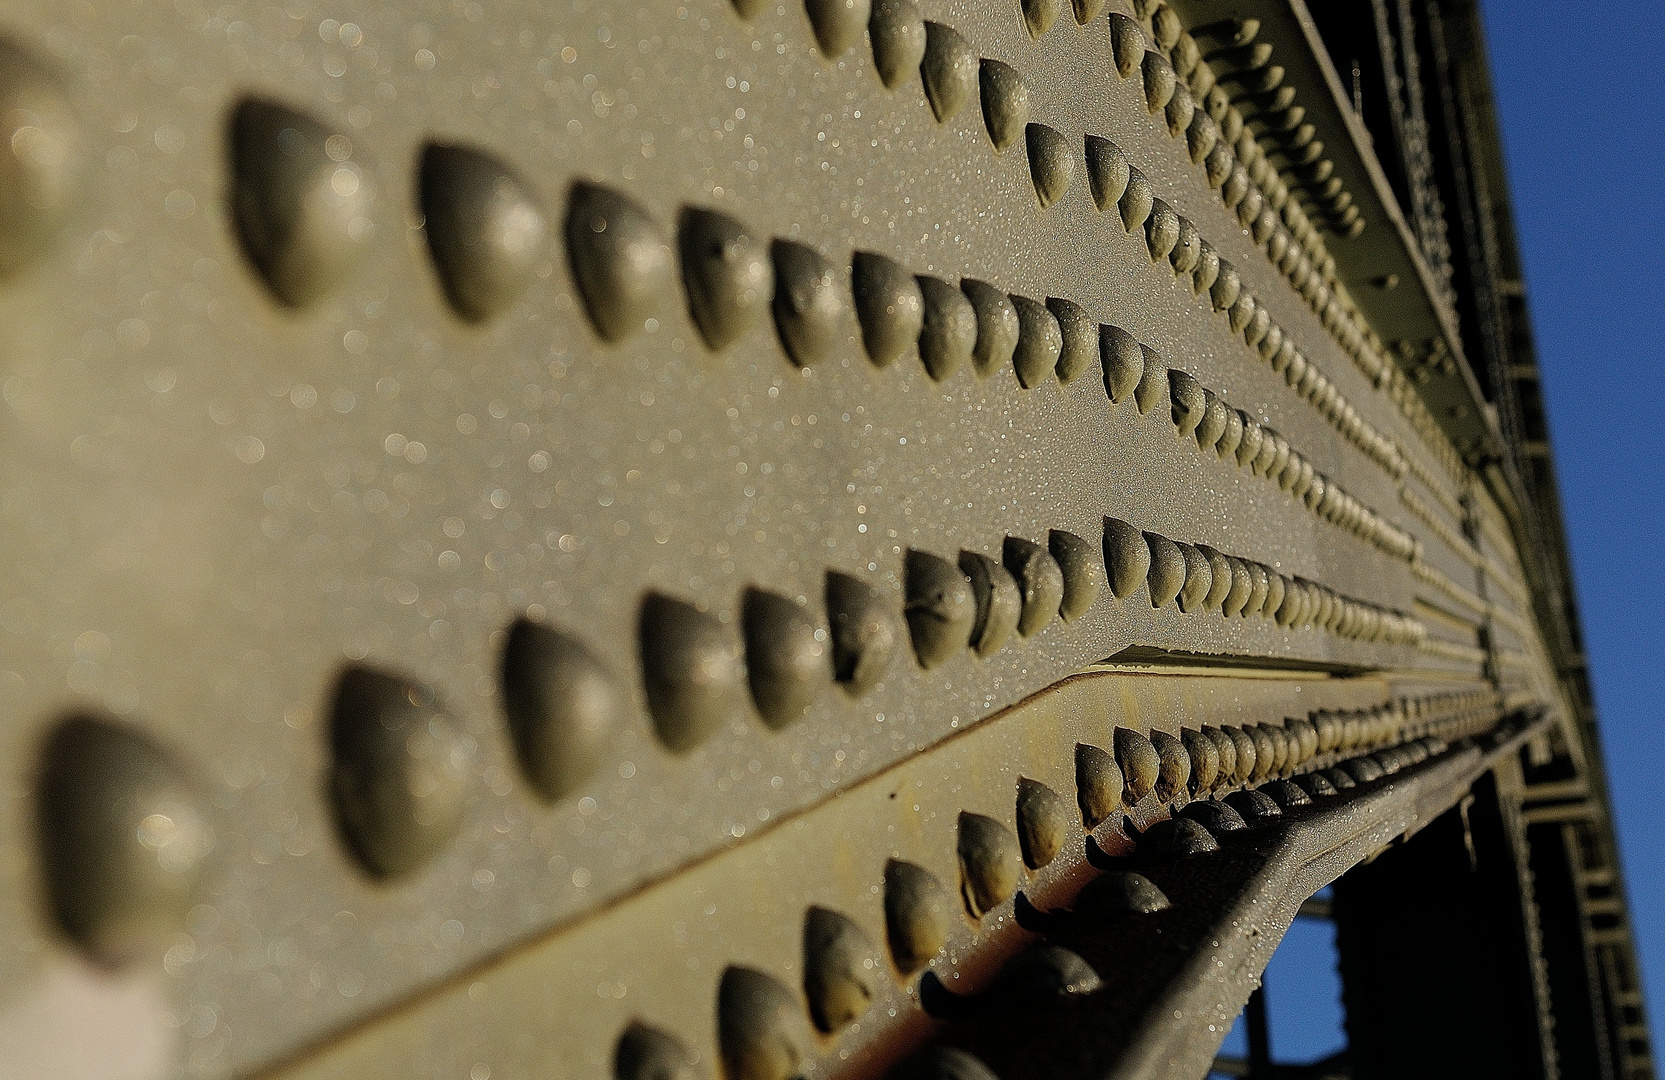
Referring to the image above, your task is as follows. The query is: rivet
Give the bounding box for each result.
[803,907,879,1032]
[1175,542,1212,614]
[959,550,1023,657]
[1114,726,1161,804]
[1145,198,1179,261]
[1209,260,1241,312]
[1195,545,1232,611]
[1046,295,1095,384]
[1180,728,1220,794]
[1289,718,1319,761]
[869,0,928,89]
[1167,368,1205,438]
[1164,82,1195,139]
[825,571,898,697]
[1071,0,1106,25]
[1193,391,1229,451]
[639,593,742,754]
[956,279,1019,378]
[978,59,1030,152]
[1235,415,1264,468]
[916,275,978,381]
[1257,323,1283,363]
[1222,165,1250,209]
[887,1047,1000,1080]
[1243,305,1271,350]
[1260,779,1310,809]
[1170,215,1201,275]
[1024,123,1073,208]
[1224,788,1281,824]
[852,251,924,367]
[741,588,828,730]
[1293,772,1337,800]
[1201,726,1237,788]
[1141,50,1176,113]
[1119,165,1154,232]
[1001,536,1066,637]
[1246,725,1277,781]
[1075,742,1124,829]
[1015,777,1071,869]
[1262,571,1286,619]
[1020,0,1060,36]
[1185,110,1218,164]
[1148,729,1191,802]
[958,811,1023,917]
[1178,799,1246,833]
[34,717,212,966]
[615,1024,702,1080]
[1108,14,1148,79]
[1008,293,1063,388]
[565,181,672,342]
[500,618,620,802]
[992,944,1102,997]
[1215,407,1244,460]
[1134,344,1167,414]
[1098,324,1143,405]
[769,240,845,368]
[884,858,951,974]
[1221,558,1253,617]
[1083,135,1130,212]
[1102,517,1150,600]
[1203,142,1233,188]
[806,0,874,58]
[1322,766,1356,791]
[1236,184,1264,229]
[1222,726,1256,784]
[1192,239,1220,294]
[717,967,807,1080]
[1283,348,1308,388]
[1139,817,1220,857]
[1253,206,1278,245]
[417,143,546,323]
[904,548,975,668]
[921,22,978,122]
[1228,290,1256,334]
[1245,562,1270,616]
[1047,529,1103,622]
[329,666,474,879]
[228,98,374,308]
[1073,870,1170,917]
[679,207,773,352]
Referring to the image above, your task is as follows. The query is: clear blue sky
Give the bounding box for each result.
[1219,2,1665,1065]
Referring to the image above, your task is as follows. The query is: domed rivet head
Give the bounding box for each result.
[1045,295,1094,384]
[1001,536,1065,637]
[1185,109,1218,163]
[1223,726,1256,784]
[1180,729,1220,794]
[228,98,374,308]
[803,907,878,1032]
[1290,718,1319,761]
[888,1047,1000,1080]
[501,619,619,802]
[1099,324,1143,405]
[825,570,898,696]
[1114,727,1160,805]
[1170,216,1201,275]
[1150,4,1181,49]
[616,1024,702,1080]
[1140,817,1220,858]
[769,239,845,367]
[1322,766,1356,791]
[1083,135,1129,213]
[978,59,1029,152]
[904,548,975,668]
[329,666,474,879]
[418,143,546,323]
[1257,322,1284,363]
[916,274,978,381]
[957,811,1022,918]
[742,588,828,730]
[34,717,213,966]
[1048,529,1103,622]
[1201,726,1237,789]
[1074,871,1170,918]
[1148,729,1191,802]
[1235,416,1264,468]
[1222,165,1250,208]
[1165,82,1195,139]
[1247,725,1278,780]
[958,550,1022,657]
[717,967,806,1080]
[1224,788,1281,824]
[678,207,772,352]
[1261,779,1311,809]
[1102,517,1151,599]
[1174,542,1212,613]
[869,0,928,89]
[1141,50,1176,112]
[1236,184,1264,228]
[1293,772,1337,800]
[1262,571,1286,619]
[1144,532,1186,609]
[1196,545,1232,611]
[1075,742,1124,828]
[0,39,82,279]
[1145,198,1179,261]
[1025,123,1072,208]
[1203,141,1233,188]
[1210,259,1242,311]
[921,22,977,122]
[638,593,742,754]
[1215,408,1244,460]
[565,181,672,342]
[1008,293,1062,388]
[959,279,1019,378]
[1192,239,1220,294]
[1020,0,1060,37]
[1193,390,1228,451]
[1015,777,1070,868]
[1178,799,1246,833]
[1220,558,1253,618]
[994,943,1102,998]
[1072,0,1106,25]
[1134,344,1167,414]
[883,858,951,974]
[852,251,924,367]
[1108,14,1147,78]
[806,0,874,58]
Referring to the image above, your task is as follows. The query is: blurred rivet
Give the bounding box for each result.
[1293,772,1337,799]
[741,588,828,730]
[1016,777,1071,868]
[917,274,978,381]
[418,143,546,323]
[615,1023,702,1080]
[869,0,928,89]
[825,571,897,697]
[565,180,672,342]
[958,811,1023,917]
[921,22,978,122]
[884,859,951,974]
[1103,517,1151,600]
[959,550,1023,657]
[1322,766,1356,791]
[717,967,806,1080]
[770,239,845,367]
[803,906,878,1033]
[1260,779,1311,809]
[1223,726,1256,784]
[639,593,743,754]
[961,279,1020,378]
[1148,729,1191,802]
[807,0,874,58]
[501,618,619,802]
[1114,726,1160,804]
[1072,0,1106,25]
[979,59,1029,152]
[852,251,924,367]
[994,943,1102,998]
[904,548,975,668]
[679,207,773,352]
[1202,725,1237,786]
[1009,293,1063,388]
[1025,122,1073,208]
[1073,870,1170,917]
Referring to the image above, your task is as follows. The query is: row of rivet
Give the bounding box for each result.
[1164,368,1421,561]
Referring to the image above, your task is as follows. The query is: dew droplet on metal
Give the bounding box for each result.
[638,592,742,754]
[742,587,828,730]
[1103,516,1151,600]
[803,906,878,1033]
[678,207,772,352]
[884,859,951,974]
[1001,536,1065,637]
[978,59,1029,152]
[565,181,673,342]
[959,550,1022,657]
[916,274,978,381]
[1025,122,1072,208]
[500,618,620,803]
[921,22,977,122]
[1046,295,1094,384]
[825,570,898,696]
[1144,532,1186,609]
[852,250,925,367]
[1008,293,1062,388]
[903,548,975,669]
[717,967,806,1080]
[418,143,547,323]
[1075,742,1123,829]
[1114,726,1160,805]
[957,811,1022,918]
[0,39,82,279]
[806,0,873,58]
[1015,777,1070,869]
[1048,528,1103,622]
[228,98,374,308]
[615,1023,703,1080]
[329,666,474,880]
[869,0,928,89]
[769,239,845,367]
[959,279,1019,379]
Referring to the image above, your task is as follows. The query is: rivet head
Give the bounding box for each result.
[959,550,1022,657]
[741,588,828,730]
[565,181,673,342]
[806,0,874,58]
[1074,742,1124,828]
[888,1047,1000,1080]
[1144,532,1186,609]
[957,811,1022,918]
[1007,293,1062,388]
[329,666,474,879]
[1119,164,1154,232]
[1102,517,1151,600]
[1020,0,1060,37]
[769,239,845,367]
[1178,798,1246,833]
[1180,728,1220,793]
[0,39,82,279]
[1145,198,1180,261]
[1046,295,1095,384]
[1139,817,1220,858]
[1220,558,1253,618]
[1209,260,1242,312]
[1134,344,1167,414]
[993,943,1102,997]
[1141,50,1176,113]
[501,618,620,802]
[1074,870,1169,917]
[1193,390,1229,451]
[1322,766,1356,791]
[1293,772,1337,799]
[1202,726,1237,787]
[228,98,374,308]
[852,251,924,367]
[1262,571,1287,619]
[1224,788,1281,824]
[1175,542,1212,614]
[1114,726,1160,805]
[978,59,1030,152]
[678,207,772,352]
[1165,82,1195,139]
[418,143,546,323]
[1099,324,1143,405]
[917,275,978,381]
[803,906,879,1032]
[638,593,743,754]
[1289,718,1320,761]
[1071,0,1106,25]
[1024,123,1073,208]
[1235,416,1264,468]
[1000,536,1066,637]
[921,22,978,122]
[1203,142,1233,188]
[1214,408,1244,461]
[1083,135,1129,213]
[869,0,928,89]
[825,571,898,697]
[904,548,975,668]
[717,967,807,1080]
[34,717,213,966]
[1251,724,1283,777]
[1108,14,1147,79]
[884,858,951,974]
[1196,545,1232,611]
[1148,729,1191,802]
[1047,529,1103,622]
[1261,779,1311,809]
[615,1023,702,1080]
[1015,777,1071,868]
[1192,239,1221,294]
[1223,726,1257,784]
[956,279,1019,378]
